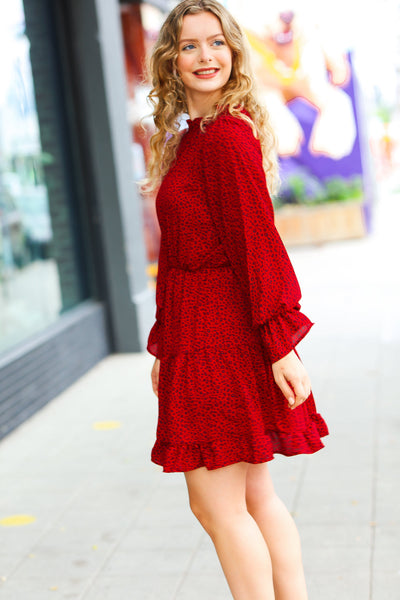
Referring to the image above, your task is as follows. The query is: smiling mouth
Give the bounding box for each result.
[194,68,220,76]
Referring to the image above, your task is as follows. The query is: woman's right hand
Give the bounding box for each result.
[271,350,311,410]
[151,358,160,397]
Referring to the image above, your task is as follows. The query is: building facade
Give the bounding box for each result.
[0,0,161,439]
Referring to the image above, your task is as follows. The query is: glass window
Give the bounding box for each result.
[0,1,86,353]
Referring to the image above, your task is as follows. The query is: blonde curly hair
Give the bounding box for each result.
[143,0,279,195]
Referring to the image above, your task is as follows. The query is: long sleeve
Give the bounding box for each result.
[147,233,168,358]
[201,114,313,363]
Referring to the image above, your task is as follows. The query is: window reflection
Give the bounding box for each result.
[0,1,61,353]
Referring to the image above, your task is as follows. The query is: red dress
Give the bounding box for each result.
[147,111,328,473]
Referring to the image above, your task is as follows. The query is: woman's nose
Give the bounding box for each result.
[198,44,212,62]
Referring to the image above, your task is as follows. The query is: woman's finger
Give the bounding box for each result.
[292,379,307,404]
[275,375,295,406]
[291,386,311,409]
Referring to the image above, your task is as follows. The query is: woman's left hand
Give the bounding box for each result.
[271,350,312,410]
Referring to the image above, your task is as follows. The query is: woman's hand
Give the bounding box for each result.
[272,350,311,410]
[151,358,160,397]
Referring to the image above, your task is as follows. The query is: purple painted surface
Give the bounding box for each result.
[279,53,374,231]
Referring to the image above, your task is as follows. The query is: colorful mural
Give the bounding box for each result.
[244,8,373,230]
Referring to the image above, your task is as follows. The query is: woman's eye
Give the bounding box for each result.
[213,39,225,46]
[182,43,195,51]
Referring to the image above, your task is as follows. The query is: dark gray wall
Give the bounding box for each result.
[0,302,109,441]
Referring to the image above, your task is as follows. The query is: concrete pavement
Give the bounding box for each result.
[0,182,399,599]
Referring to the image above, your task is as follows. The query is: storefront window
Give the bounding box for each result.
[0,2,85,353]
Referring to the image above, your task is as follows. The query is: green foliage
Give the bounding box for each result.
[323,176,363,202]
[286,175,306,202]
[375,104,393,124]
[324,177,352,201]
[276,175,363,207]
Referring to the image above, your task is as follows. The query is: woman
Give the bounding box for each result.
[145,1,329,598]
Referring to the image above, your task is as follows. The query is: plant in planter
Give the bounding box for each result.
[275,171,363,208]
[274,167,325,209]
[323,176,363,203]
[273,171,366,245]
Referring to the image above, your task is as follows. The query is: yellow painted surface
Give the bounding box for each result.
[146,262,158,278]
[0,515,36,527]
[92,421,122,431]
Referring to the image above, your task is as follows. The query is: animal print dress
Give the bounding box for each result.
[147,110,328,473]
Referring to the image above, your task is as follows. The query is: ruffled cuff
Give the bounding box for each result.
[147,319,163,358]
[259,303,314,364]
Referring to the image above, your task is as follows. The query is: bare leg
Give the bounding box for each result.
[185,462,275,600]
[245,463,308,600]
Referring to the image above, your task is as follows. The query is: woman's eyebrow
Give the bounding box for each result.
[179,33,225,43]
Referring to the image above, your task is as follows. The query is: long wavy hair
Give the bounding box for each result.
[143,0,279,194]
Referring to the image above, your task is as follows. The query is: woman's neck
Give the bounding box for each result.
[186,91,222,120]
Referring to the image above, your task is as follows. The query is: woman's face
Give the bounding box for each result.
[176,12,232,108]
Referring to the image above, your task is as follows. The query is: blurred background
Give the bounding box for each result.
[1,2,400,598]
[0,0,399,444]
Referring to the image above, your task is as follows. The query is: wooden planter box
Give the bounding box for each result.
[274,200,367,246]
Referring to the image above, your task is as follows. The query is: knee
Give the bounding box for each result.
[246,484,278,518]
[188,497,245,538]
[188,497,214,534]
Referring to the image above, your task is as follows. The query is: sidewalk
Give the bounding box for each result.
[0,183,399,600]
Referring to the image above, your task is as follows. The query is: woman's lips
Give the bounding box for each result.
[193,68,220,78]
